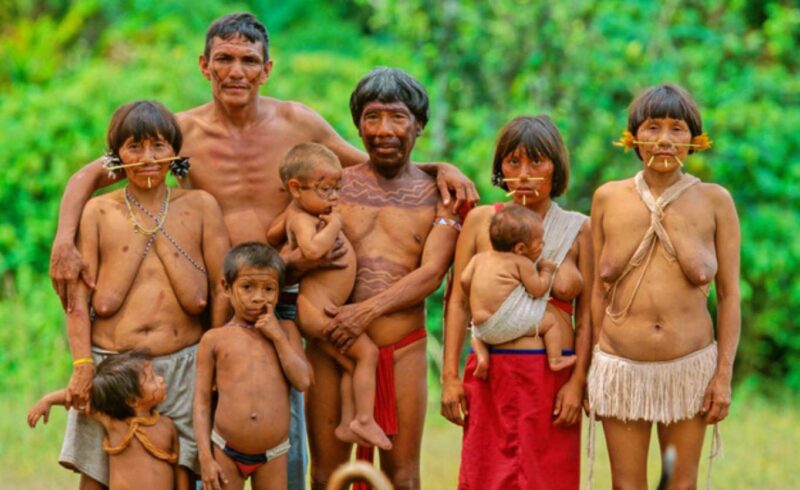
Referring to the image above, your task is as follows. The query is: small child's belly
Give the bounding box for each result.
[213,384,291,453]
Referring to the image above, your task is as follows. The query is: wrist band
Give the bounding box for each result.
[73,357,94,367]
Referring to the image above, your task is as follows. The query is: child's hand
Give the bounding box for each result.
[538,259,557,273]
[320,211,342,229]
[200,456,228,490]
[27,399,51,428]
[255,304,285,342]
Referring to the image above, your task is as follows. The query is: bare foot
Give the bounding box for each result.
[350,417,392,451]
[335,423,370,447]
[473,358,489,380]
[548,355,577,371]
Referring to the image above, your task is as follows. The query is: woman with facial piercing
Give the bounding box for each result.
[442,115,592,489]
[58,100,230,490]
[587,84,740,489]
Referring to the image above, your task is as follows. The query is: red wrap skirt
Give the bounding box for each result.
[459,349,580,490]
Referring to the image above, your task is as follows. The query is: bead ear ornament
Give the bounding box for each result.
[168,157,191,178]
[102,152,123,180]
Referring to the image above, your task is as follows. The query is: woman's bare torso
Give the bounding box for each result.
[471,205,584,350]
[596,177,718,361]
[87,189,208,355]
[210,327,291,453]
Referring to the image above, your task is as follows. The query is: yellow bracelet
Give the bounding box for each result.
[73,357,94,367]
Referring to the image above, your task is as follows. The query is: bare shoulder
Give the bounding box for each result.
[697,181,734,204]
[276,98,321,124]
[462,204,495,230]
[176,103,214,132]
[593,178,633,201]
[85,189,122,212]
[199,327,225,348]
[287,208,316,228]
[271,98,331,137]
[172,187,217,207]
[465,204,496,222]
[159,413,176,432]
[698,182,738,221]
[469,250,487,265]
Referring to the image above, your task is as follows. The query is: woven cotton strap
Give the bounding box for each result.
[606,172,699,323]
[103,411,178,464]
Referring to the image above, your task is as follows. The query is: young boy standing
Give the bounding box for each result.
[193,242,311,490]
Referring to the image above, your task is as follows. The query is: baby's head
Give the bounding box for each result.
[222,242,285,322]
[489,205,545,261]
[280,143,343,216]
[91,350,166,419]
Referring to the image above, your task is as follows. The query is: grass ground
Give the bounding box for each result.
[4,390,798,489]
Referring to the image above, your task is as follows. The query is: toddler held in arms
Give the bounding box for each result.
[29,350,180,490]
[269,143,391,451]
[193,242,311,490]
[462,205,577,378]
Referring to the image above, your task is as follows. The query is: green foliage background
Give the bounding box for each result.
[1,0,799,402]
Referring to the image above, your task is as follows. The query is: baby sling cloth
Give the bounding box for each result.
[472,202,587,345]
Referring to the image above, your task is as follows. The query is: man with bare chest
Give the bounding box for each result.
[49,14,476,489]
[305,68,460,490]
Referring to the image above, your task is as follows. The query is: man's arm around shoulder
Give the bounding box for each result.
[51,158,120,311]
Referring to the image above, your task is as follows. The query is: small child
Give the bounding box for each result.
[271,143,391,450]
[461,205,577,378]
[194,242,311,490]
[28,350,180,490]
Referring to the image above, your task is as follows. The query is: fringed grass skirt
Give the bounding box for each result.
[588,342,717,424]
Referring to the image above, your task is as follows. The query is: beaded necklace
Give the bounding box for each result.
[124,186,207,275]
[124,186,168,236]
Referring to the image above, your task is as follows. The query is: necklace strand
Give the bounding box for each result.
[124,187,168,236]
[124,187,207,275]
[225,322,258,332]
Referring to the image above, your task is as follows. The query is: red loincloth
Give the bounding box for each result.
[353,328,427,489]
[459,350,580,490]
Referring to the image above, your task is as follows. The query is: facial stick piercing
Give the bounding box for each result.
[522,195,527,206]
[647,155,655,167]
[674,155,684,167]
[534,189,540,197]
[147,177,152,189]
[632,140,703,148]
[502,177,545,182]
[505,189,517,197]
[663,159,668,169]
[105,156,183,171]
